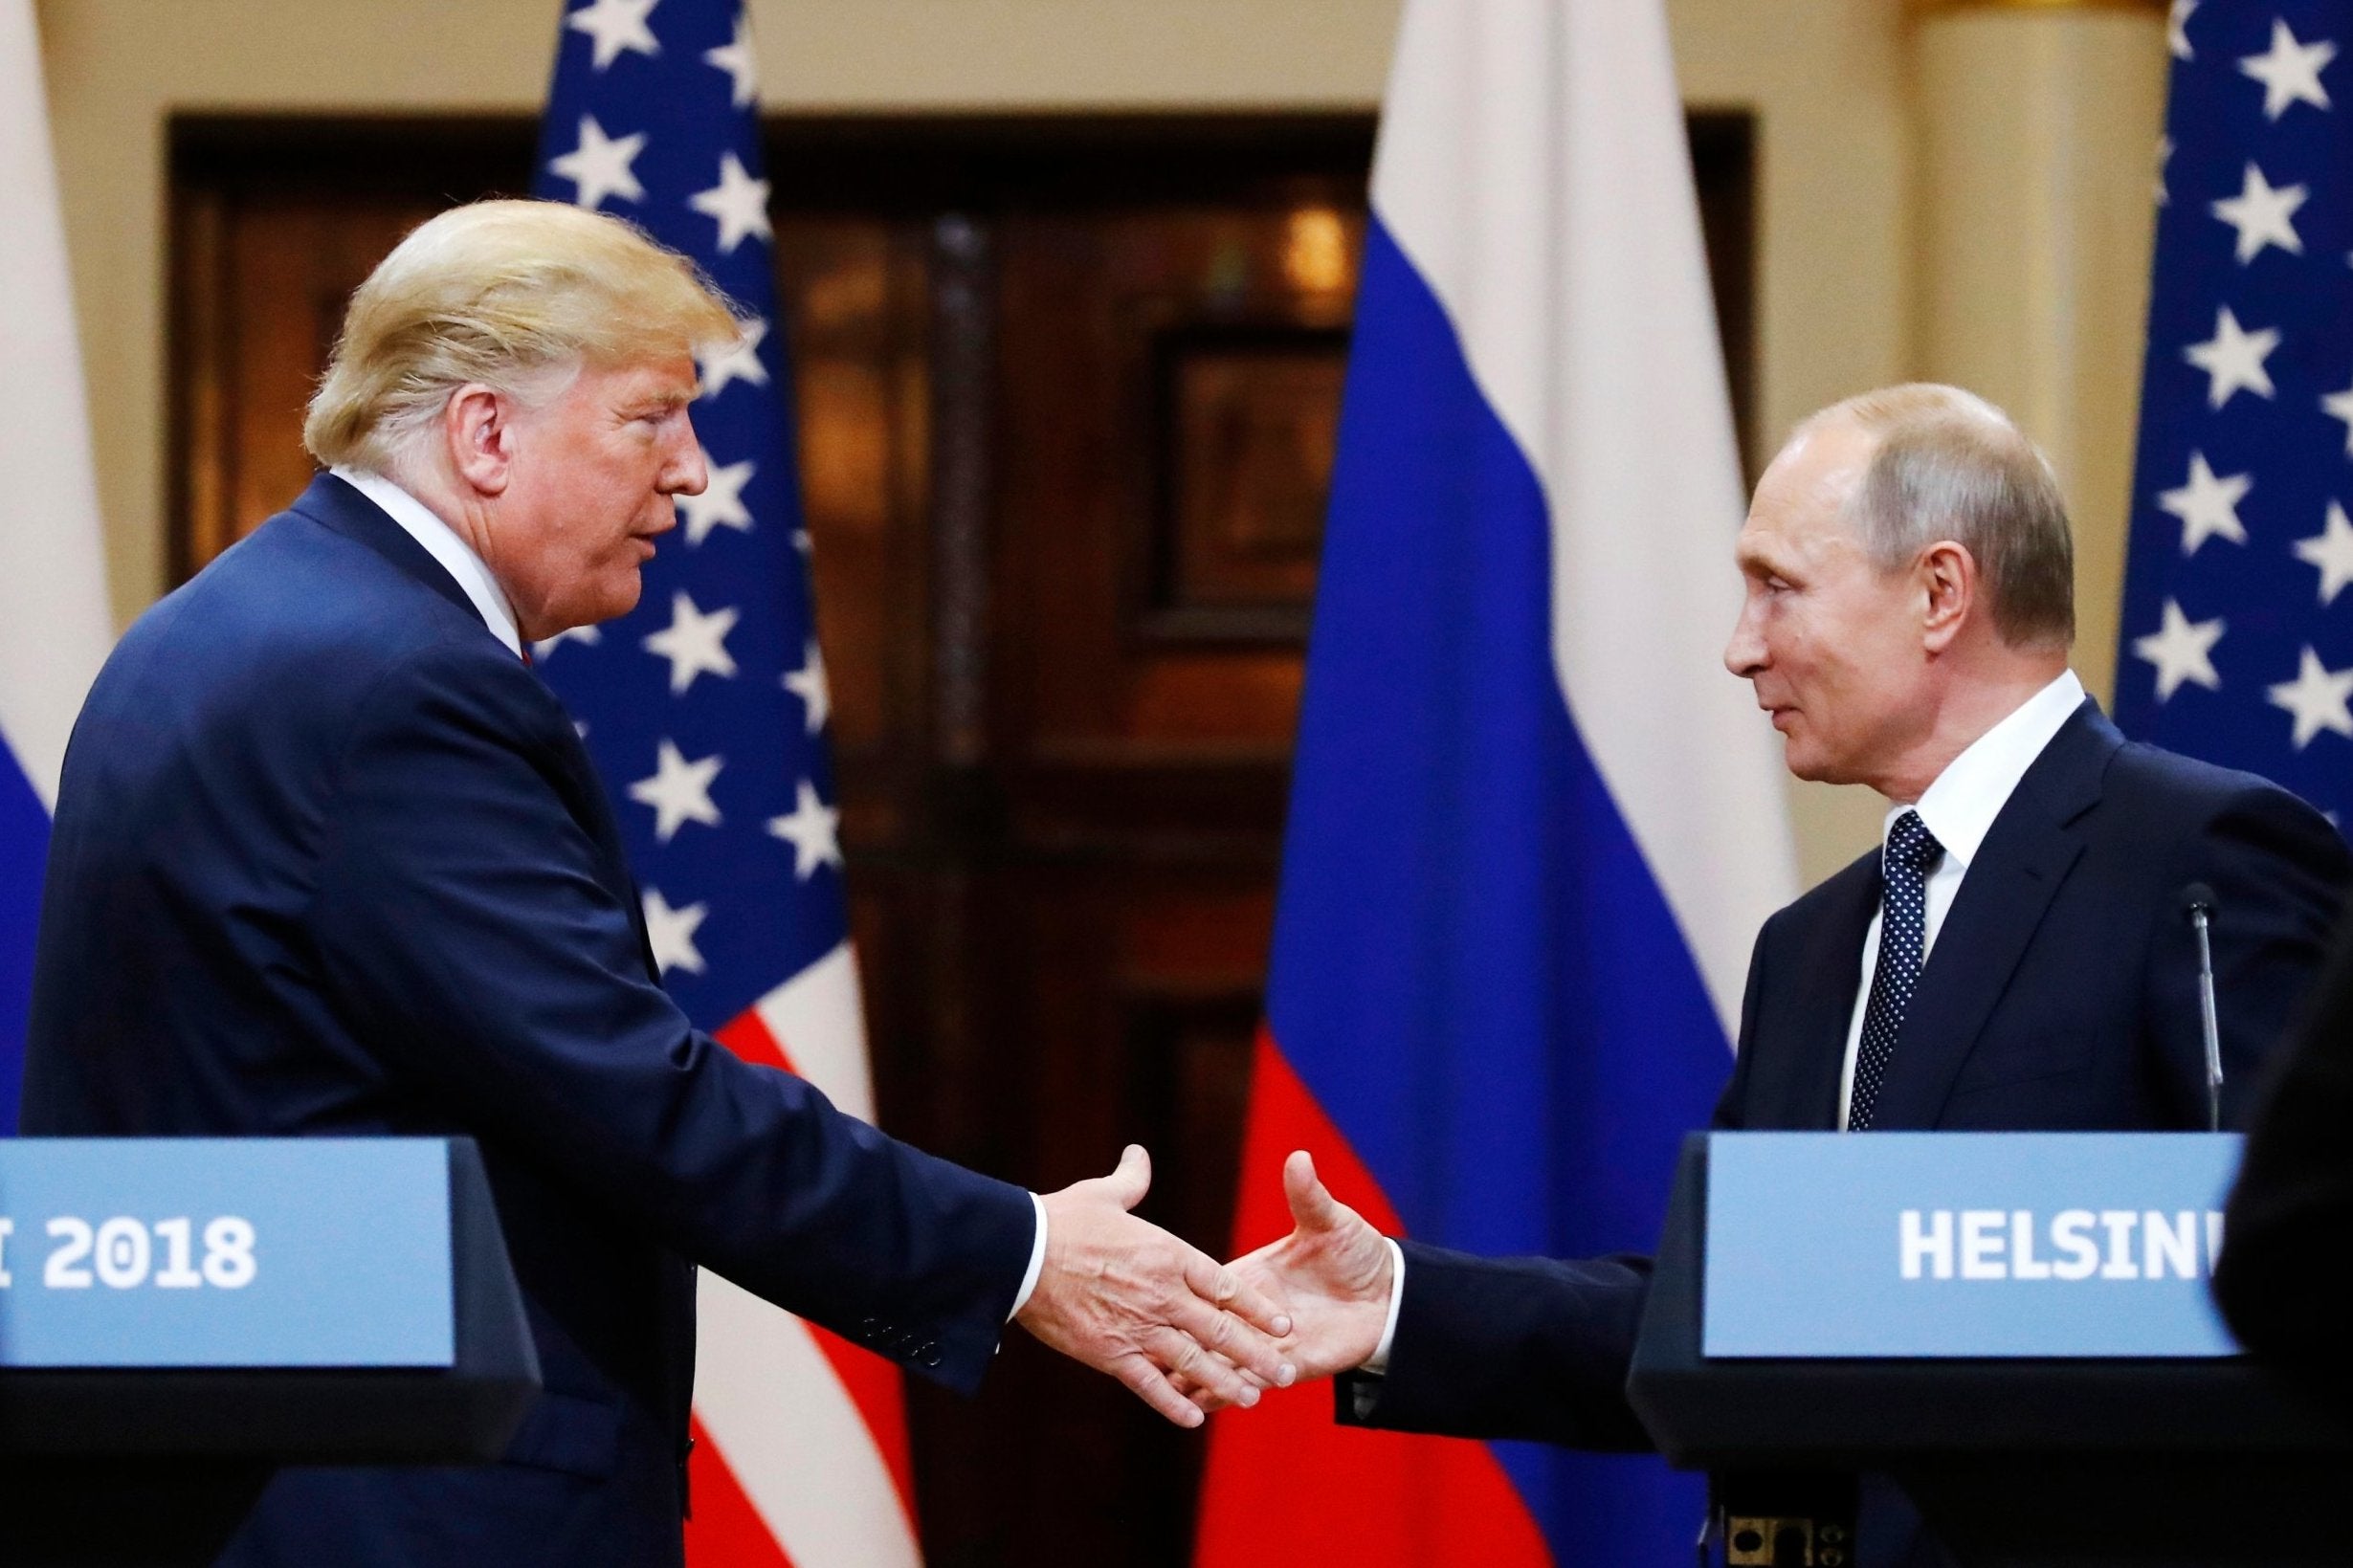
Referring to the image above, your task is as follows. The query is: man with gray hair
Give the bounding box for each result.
[20,200,1295,1567]
[1216,386,2348,1567]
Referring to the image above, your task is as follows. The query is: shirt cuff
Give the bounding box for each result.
[1358,1237,1407,1374]
[1009,1192,1050,1319]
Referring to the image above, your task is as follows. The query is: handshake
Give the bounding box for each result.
[1013,1146,1396,1425]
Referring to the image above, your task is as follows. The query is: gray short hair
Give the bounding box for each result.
[1799,384,2076,649]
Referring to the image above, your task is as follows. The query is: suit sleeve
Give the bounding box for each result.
[2212,907,2353,1403]
[305,647,1034,1394]
[1333,1241,1654,1448]
[2143,784,2352,1129]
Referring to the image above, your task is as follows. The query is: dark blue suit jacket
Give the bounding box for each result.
[1342,699,2350,1560]
[20,475,1036,1567]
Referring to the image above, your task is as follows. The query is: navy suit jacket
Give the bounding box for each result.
[20,475,1036,1567]
[1341,700,2349,1557]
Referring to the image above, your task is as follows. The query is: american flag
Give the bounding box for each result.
[531,2,921,1563]
[2120,1,2353,822]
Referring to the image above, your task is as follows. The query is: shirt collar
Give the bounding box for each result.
[330,465,523,659]
[1890,669,2085,873]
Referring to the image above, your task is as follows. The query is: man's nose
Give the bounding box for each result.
[666,439,711,497]
[1724,603,1765,678]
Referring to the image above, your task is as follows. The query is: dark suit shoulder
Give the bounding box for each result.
[87,510,560,771]
[2103,737,2334,838]
[1762,842,1879,943]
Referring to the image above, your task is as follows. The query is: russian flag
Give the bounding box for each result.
[1193,2,1796,1563]
[0,0,115,1137]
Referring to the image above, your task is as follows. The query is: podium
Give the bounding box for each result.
[1627,1133,2353,1568]
[0,1138,541,1566]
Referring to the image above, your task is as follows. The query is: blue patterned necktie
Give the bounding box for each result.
[1848,808,1946,1132]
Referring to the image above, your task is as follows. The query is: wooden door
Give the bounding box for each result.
[171,113,1752,1565]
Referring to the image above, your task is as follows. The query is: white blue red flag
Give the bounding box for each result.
[1194,1,1796,1562]
[2118,2,2353,818]
[532,3,919,1563]
[0,0,115,1137]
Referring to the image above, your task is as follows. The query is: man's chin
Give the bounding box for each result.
[1783,744,1864,788]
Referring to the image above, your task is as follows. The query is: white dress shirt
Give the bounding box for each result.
[1362,669,2090,1372]
[330,466,1054,1314]
[1835,669,2087,1128]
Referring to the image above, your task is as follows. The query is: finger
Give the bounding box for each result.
[1143,1325,1260,1409]
[1102,1143,1151,1211]
[1185,1248,1295,1344]
[1283,1149,1349,1233]
[1114,1353,1208,1428]
[1167,1281,1297,1388]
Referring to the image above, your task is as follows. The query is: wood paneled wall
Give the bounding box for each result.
[169,113,1753,1565]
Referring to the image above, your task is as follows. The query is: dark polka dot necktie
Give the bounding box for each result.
[1848,808,1945,1132]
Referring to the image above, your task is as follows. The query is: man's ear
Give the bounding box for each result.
[1919,540,1977,654]
[444,384,517,497]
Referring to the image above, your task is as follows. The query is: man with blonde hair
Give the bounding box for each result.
[1220,386,2348,1567]
[21,200,1295,1567]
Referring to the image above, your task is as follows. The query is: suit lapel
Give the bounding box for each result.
[1868,700,2119,1128]
[546,718,663,985]
[1773,854,1881,1129]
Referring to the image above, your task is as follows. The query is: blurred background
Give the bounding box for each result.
[29,1,2174,1560]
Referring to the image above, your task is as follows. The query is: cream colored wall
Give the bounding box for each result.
[33,0,2152,888]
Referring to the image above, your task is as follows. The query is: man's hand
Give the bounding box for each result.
[1015,1145,1297,1427]
[1223,1149,1394,1384]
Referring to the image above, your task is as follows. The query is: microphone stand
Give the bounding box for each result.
[2183,885,2223,1133]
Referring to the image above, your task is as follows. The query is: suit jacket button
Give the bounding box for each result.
[921,1344,943,1368]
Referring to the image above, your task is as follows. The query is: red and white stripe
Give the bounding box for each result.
[685,943,923,1568]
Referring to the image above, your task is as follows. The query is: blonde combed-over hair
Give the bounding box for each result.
[303,199,742,473]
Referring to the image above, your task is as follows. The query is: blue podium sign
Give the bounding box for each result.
[1703,1133,2242,1358]
[0,1139,455,1368]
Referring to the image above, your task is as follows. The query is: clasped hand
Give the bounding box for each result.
[1015,1144,1299,1426]
[1165,1150,1397,1414]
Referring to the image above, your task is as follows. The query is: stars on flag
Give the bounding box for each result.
[641,887,709,976]
[2159,451,2251,554]
[642,590,740,693]
[678,458,756,544]
[2268,648,2353,748]
[2321,377,2353,454]
[630,739,724,842]
[2293,502,2353,605]
[2134,599,2226,701]
[698,317,771,399]
[768,781,843,879]
[567,0,663,71]
[703,11,757,107]
[2120,7,2353,789]
[2239,18,2336,121]
[784,641,830,733]
[2210,163,2306,262]
[689,153,773,254]
[2184,305,2280,407]
[548,117,647,210]
[535,0,849,1028]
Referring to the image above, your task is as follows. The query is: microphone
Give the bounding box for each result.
[2180,882,2223,1133]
